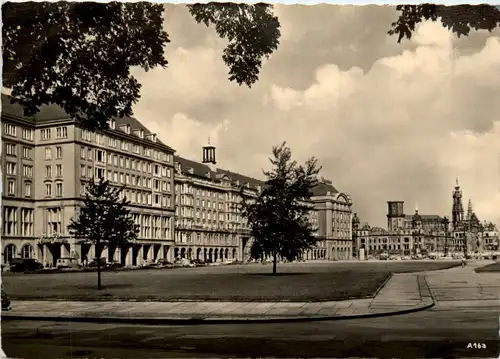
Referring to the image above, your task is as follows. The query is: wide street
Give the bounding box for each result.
[3,307,498,358]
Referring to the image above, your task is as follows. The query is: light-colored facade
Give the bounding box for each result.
[311,180,354,260]
[172,153,260,262]
[1,96,176,266]
[2,95,355,265]
[173,149,353,262]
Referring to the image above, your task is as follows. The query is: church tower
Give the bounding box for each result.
[452,178,464,229]
[466,199,473,221]
[202,137,216,172]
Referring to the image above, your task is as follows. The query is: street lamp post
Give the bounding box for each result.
[443,216,449,257]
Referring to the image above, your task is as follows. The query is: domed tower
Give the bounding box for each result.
[412,203,422,230]
[202,137,216,172]
[452,178,464,229]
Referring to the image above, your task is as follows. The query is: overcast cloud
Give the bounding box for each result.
[132,5,500,227]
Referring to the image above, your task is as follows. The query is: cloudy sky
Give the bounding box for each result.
[132,5,500,228]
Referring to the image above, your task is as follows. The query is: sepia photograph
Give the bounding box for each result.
[1,2,499,358]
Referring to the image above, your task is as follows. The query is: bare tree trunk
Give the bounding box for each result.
[96,242,102,290]
[272,251,277,275]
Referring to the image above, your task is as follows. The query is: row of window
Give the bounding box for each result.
[4,180,31,197]
[3,207,62,237]
[4,181,61,198]
[175,231,238,245]
[360,237,412,244]
[79,166,172,192]
[80,147,172,177]
[44,146,63,160]
[5,180,62,198]
[3,123,33,140]
[41,127,67,140]
[177,208,246,223]
[81,128,171,164]
[3,207,35,236]
[131,214,170,240]
[45,165,63,178]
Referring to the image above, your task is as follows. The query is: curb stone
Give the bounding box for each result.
[1,301,435,325]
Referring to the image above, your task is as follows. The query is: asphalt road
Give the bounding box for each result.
[3,307,499,359]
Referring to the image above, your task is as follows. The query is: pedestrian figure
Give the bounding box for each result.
[461,257,467,267]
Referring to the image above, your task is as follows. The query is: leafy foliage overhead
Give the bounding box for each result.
[240,142,321,272]
[2,2,280,132]
[2,1,169,131]
[188,2,281,87]
[389,4,500,42]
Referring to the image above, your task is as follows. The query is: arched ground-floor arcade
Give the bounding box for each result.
[174,245,238,263]
[1,238,175,267]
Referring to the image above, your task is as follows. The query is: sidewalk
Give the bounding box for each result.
[424,261,500,310]
[1,273,434,324]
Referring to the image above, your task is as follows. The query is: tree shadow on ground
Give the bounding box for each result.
[75,283,134,290]
[242,273,309,277]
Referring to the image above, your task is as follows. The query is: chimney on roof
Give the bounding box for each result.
[202,137,216,172]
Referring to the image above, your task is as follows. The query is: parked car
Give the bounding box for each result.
[106,261,124,270]
[88,257,107,267]
[156,259,173,267]
[9,258,43,272]
[56,257,82,269]
[191,259,204,266]
[1,284,11,311]
[141,259,157,268]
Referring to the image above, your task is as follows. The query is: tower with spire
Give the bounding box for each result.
[452,178,464,229]
[466,199,473,221]
[202,137,217,172]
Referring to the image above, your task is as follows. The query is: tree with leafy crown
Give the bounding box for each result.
[239,142,321,275]
[2,1,280,131]
[68,177,139,290]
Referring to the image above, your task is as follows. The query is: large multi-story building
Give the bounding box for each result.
[1,95,176,266]
[2,95,355,265]
[311,180,353,260]
[173,144,354,262]
[172,144,261,263]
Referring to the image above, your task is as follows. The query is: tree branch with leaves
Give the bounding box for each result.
[68,177,139,290]
[389,4,500,42]
[2,1,280,131]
